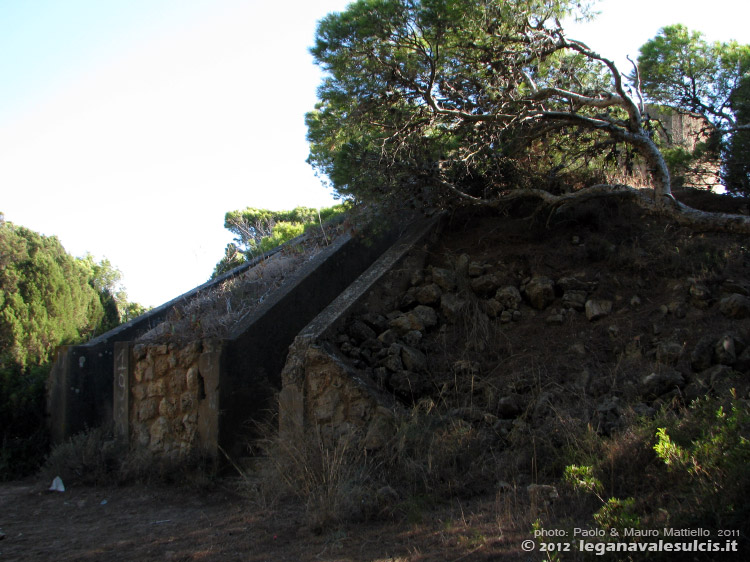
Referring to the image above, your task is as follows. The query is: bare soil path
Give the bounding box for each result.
[0,480,527,561]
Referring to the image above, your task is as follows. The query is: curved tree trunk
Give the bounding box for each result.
[632,133,673,204]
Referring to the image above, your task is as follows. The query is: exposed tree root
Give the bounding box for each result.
[486,184,750,234]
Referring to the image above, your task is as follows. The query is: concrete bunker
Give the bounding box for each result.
[47,221,406,459]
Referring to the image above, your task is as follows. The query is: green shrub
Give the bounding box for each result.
[652,391,750,531]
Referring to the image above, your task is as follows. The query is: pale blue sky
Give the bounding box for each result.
[1,0,748,307]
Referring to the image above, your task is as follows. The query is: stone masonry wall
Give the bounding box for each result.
[129,339,221,459]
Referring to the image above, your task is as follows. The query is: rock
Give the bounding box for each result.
[431,267,457,291]
[715,334,737,365]
[495,285,522,310]
[389,313,424,334]
[701,364,736,386]
[400,289,417,309]
[720,293,750,319]
[440,293,466,322]
[377,329,399,346]
[349,320,377,343]
[527,484,558,505]
[722,279,750,296]
[641,371,685,397]
[361,312,388,333]
[363,408,395,450]
[689,282,712,307]
[382,351,404,372]
[158,396,177,417]
[585,299,612,321]
[361,337,382,351]
[401,345,427,372]
[500,310,513,323]
[484,298,504,317]
[594,396,622,435]
[557,276,597,292]
[630,295,642,307]
[467,261,485,277]
[138,398,159,422]
[690,335,715,372]
[632,402,656,419]
[185,366,201,391]
[414,283,442,305]
[404,330,422,347]
[149,416,170,449]
[412,305,438,329]
[524,276,555,310]
[656,341,684,365]
[562,290,587,310]
[470,273,500,296]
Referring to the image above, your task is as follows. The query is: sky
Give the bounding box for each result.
[1,0,749,308]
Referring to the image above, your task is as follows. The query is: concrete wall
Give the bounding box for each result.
[47,342,115,444]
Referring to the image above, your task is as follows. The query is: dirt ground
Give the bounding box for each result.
[0,478,532,561]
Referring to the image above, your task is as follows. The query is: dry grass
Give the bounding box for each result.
[244,425,379,532]
[139,223,343,343]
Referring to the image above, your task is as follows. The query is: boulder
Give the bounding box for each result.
[527,484,558,505]
[714,334,737,365]
[401,345,427,372]
[495,285,522,310]
[414,283,442,305]
[440,293,466,323]
[412,305,438,329]
[655,341,684,365]
[557,276,597,292]
[524,276,556,310]
[562,290,587,310]
[585,299,612,321]
[349,320,376,343]
[722,279,750,296]
[484,298,504,317]
[467,261,485,277]
[470,273,501,297]
[641,370,685,397]
[431,267,457,292]
[720,293,750,319]
[389,313,424,334]
[690,335,715,372]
